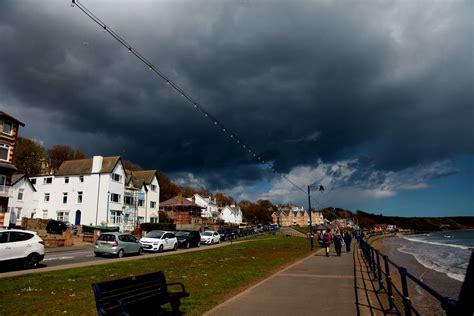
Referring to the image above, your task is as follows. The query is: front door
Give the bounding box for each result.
[75,210,81,225]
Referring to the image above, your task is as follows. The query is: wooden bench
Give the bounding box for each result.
[92,271,189,315]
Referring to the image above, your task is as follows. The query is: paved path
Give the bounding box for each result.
[205,243,384,316]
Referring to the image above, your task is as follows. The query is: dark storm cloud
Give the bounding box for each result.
[0,0,472,191]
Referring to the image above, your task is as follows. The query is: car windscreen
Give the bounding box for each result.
[202,231,213,236]
[98,234,115,242]
[146,231,164,238]
[175,231,190,237]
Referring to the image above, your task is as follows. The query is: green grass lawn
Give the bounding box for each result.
[0,234,312,316]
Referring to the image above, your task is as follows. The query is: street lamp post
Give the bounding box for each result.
[307,185,314,251]
[106,191,110,227]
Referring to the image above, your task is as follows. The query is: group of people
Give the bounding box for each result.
[317,230,352,257]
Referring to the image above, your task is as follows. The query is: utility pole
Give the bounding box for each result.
[307,186,314,251]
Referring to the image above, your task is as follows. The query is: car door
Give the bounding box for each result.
[0,231,12,261]
[7,232,33,260]
[162,233,171,250]
[127,235,139,252]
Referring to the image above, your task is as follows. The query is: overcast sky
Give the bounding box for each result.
[1,0,472,216]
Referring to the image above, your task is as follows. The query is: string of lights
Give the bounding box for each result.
[71,0,325,209]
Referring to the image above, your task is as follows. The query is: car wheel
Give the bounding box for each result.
[138,247,144,255]
[158,245,163,253]
[218,239,221,244]
[186,242,190,249]
[173,243,178,251]
[24,254,40,269]
[211,240,214,245]
[94,253,101,257]
[117,249,124,258]
[197,241,201,247]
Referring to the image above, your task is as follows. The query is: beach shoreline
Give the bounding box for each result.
[372,234,463,315]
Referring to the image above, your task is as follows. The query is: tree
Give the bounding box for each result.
[156,171,180,202]
[239,199,275,224]
[47,145,87,171]
[215,192,236,207]
[13,137,45,176]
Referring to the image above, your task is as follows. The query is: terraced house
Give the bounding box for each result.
[272,206,324,227]
[0,112,24,227]
[11,155,160,232]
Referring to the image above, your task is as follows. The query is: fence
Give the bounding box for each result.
[358,235,472,316]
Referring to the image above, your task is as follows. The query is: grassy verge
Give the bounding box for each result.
[0,234,311,316]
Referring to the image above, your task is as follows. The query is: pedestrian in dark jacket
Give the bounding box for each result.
[343,232,352,252]
[333,230,343,256]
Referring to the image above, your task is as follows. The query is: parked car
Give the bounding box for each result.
[175,230,201,248]
[0,229,45,269]
[200,230,221,245]
[140,230,178,252]
[94,232,143,258]
[218,228,237,241]
[46,220,68,234]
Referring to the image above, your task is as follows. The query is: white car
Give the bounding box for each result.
[0,229,45,269]
[140,230,178,252]
[200,230,221,245]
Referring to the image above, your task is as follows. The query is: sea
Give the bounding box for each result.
[399,230,474,282]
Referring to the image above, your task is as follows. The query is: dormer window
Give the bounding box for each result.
[111,173,122,182]
[2,121,12,135]
[0,143,10,161]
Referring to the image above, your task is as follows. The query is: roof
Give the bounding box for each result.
[55,156,121,176]
[11,173,37,192]
[0,111,25,127]
[160,195,200,207]
[125,170,159,189]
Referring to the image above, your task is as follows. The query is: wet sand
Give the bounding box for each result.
[373,235,463,315]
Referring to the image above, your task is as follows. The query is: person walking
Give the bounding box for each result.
[333,230,343,256]
[320,230,332,256]
[343,232,352,252]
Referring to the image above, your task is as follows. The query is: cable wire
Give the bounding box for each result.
[71,0,326,209]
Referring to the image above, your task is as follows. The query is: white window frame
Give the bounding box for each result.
[2,121,13,135]
[77,191,83,204]
[79,176,84,183]
[16,207,22,220]
[150,217,158,223]
[0,143,10,161]
[42,210,48,219]
[17,189,24,201]
[64,177,69,184]
[57,211,69,222]
[62,192,68,204]
[110,193,121,203]
[43,177,52,184]
[150,201,157,209]
[110,210,122,224]
[151,184,157,192]
[44,193,50,202]
[138,199,144,207]
[111,173,122,183]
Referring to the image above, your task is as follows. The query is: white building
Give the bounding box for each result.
[10,156,160,232]
[5,174,37,226]
[187,194,219,219]
[219,205,242,224]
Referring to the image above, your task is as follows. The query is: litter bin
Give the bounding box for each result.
[272,231,276,236]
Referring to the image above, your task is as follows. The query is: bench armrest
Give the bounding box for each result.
[166,282,188,294]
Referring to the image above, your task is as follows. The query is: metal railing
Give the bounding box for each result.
[358,236,471,316]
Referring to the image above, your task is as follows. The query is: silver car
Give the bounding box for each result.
[94,232,143,258]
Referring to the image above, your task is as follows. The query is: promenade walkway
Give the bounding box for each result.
[205,242,385,316]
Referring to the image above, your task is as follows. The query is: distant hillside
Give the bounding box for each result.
[320,207,474,231]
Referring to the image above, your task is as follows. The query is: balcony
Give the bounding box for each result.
[0,184,10,197]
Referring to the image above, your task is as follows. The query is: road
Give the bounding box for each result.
[0,239,232,278]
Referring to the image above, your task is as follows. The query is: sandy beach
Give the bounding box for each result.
[372,235,463,315]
